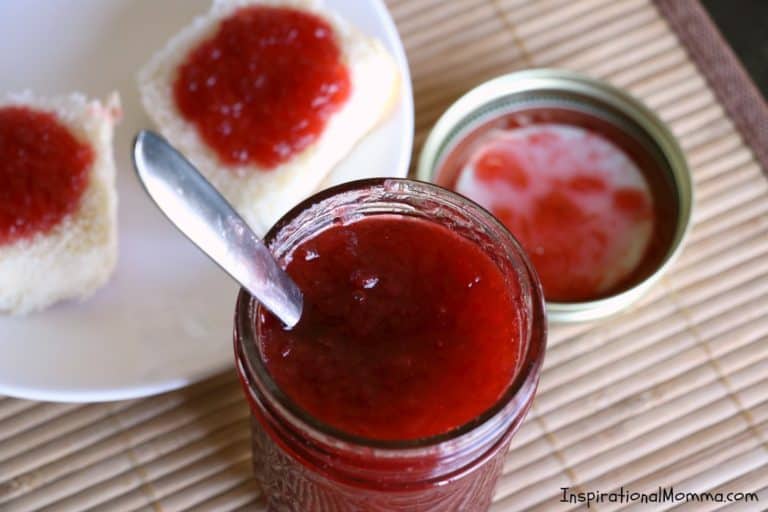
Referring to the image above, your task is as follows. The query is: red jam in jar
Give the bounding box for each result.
[436,108,676,303]
[235,179,546,511]
[0,106,92,246]
[173,6,351,168]
[259,215,522,441]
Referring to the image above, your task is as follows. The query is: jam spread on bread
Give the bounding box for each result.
[173,6,351,169]
[0,107,92,246]
[258,215,522,441]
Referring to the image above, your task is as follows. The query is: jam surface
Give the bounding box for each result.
[453,124,655,302]
[173,6,351,168]
[0,106,92,246]
[258,215,522,441]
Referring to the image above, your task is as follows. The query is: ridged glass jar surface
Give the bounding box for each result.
[234,179,547,512]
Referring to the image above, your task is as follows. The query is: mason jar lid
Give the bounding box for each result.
[418,69,694,323]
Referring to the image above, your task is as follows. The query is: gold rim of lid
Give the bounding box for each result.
[417,69,694,323]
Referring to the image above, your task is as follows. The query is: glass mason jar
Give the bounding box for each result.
[234,179,547,512]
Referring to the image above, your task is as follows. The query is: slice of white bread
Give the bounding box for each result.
[139,0,400,234]
[0,92,121,315]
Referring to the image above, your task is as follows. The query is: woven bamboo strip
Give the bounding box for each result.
[536,314,768,443]
[679,118,735,156]
[0,379,241,504]
[507,0,649,54]
[623,63,700,102]
[547,316,768,450]
[669,105,728,140]
[684,465,768,512]
[142,457,253,512]
[689,195,768,245]
[669,221,766,284]
[660,91,719,125]
[569,403,746,484]
[541,296,679,375]
[641,73,708,110]
[551,18,671,71]
[614,415,768,492]
[687,138,751,183]
[413,47,524,109]
[509,377,750,495]
[669,237,768,296]
[499,0,630,41]
[0,403,126,463]
[653,452,767,512]
[538,268,768,403]
[506,373,768,508]
[565,31,678,80]
[0,399,247,511]
[406,14,507,65]
[411,34,523,97]
[554,316,768,443]
[692,178,766,226]
[73,422,249,512]
[183,479,263,512]
[386,0,468,31]
[492,0,578,28]
[608,47,688,89]
[695,149,754,187]
[699,168,762,213]
[0,403,81,445]
[0,398,35,421]
[394,0,481,33]
[37,414,249,512]
[521,14,664,67]
[397,1,495,53]
[560,375,767,469]
[594,412,766,493]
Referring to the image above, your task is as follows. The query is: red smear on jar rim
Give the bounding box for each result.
[451,123,655,302]
[0,106,92,246]
[258,215,523,441]
[173,6,351,169]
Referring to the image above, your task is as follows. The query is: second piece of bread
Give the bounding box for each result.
[0,92,121,314]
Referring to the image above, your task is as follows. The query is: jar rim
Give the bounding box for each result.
[234,178,547,453]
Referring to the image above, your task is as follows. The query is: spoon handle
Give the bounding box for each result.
[132,130,303,328]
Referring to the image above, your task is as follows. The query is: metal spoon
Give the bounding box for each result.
[132,130,303,328]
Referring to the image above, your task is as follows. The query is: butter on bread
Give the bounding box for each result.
[138,0,400,234]
[0,92,121,315]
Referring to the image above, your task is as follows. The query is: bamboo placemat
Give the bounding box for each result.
[2,0,768,510]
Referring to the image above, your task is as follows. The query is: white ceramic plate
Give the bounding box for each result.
[0,0,413,402]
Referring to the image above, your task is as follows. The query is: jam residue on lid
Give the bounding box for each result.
[258,215,523,441]
[173,6,352,169]
[0,106,93,246]
[446,121,659,302]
